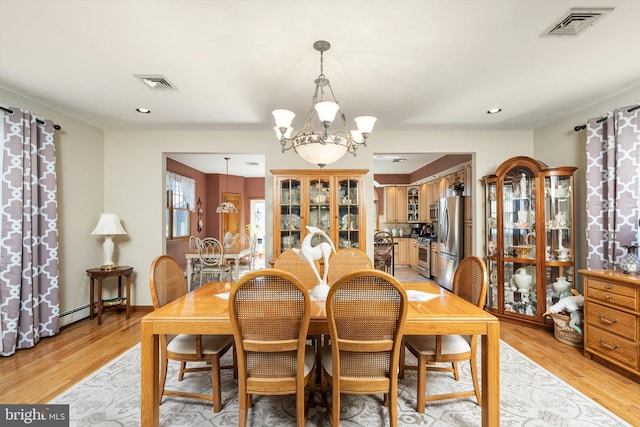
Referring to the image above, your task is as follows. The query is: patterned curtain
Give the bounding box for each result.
[585,105,640,270]
[0,107,60,356]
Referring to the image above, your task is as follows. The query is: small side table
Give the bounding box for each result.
[86,266,134,325]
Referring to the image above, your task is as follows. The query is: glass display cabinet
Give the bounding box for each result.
[483,156,577,328]
[272,170,367,256]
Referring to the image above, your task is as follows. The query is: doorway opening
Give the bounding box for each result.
[250,199,266,255]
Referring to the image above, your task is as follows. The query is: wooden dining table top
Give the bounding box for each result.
[142,280,497,338]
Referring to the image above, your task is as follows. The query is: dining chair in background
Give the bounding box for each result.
[326,248,373,284]
[373,231,394,275]
[148,255,235,412]
[198,237,232,284]
[401,255,488,413]
[188,235,202,282]
[273,248,321,289]
[229,269,316,427]
[236,234,259,273]
[320,269,408,427]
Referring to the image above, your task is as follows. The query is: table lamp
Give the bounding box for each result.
[91,212,127,270]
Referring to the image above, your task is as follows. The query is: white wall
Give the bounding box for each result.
[534,84,640,290]
[105,129,533,306]
[1,87,105,325]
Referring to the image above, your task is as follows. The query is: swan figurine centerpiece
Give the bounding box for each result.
[293,226,336,300]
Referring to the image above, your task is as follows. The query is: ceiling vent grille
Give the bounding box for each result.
[544,7,613,36]
[134,74,177,90]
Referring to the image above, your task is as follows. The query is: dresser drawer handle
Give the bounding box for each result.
[599,338,619,351]
[605,295,612,300]
[598,313,618,324]
[605,284,612,289]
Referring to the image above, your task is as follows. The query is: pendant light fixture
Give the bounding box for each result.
[272,40,376,168]
[216,157,238,213]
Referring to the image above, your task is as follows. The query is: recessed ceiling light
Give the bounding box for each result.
[136,107,151,114]
[487,107,502,114]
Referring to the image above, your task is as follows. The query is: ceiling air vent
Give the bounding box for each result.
[134,74,177,90]
[544,7,613,36]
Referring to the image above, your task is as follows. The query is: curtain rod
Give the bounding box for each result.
[574,105,640,131]
[0,105,62,130]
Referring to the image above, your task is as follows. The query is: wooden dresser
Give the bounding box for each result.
[579,269,639,378]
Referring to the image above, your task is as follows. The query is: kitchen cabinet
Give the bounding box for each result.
[384,186,407,222]
[394,238,410,266]
[431,241,439,281]
[409,238,418,269]
[483,156,577,328]
[407,186,420,222]
[272,169,367,256]
[419,183,430,222]
[580,270,640,378]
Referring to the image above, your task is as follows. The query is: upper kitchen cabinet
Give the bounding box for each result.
[272,169,368,255]
[407,186,420,222]
[384,186,407,222]
[483,156,577,329]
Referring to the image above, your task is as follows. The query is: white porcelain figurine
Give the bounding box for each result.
[293,226,336,300]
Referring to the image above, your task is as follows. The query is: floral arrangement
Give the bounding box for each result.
[450,176,465,193]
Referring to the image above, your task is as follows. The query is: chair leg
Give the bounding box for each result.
[332,380,340,427]
[388,389,398,427]
[159,355,168,402]
[178,361,187,381]
[232,344,238,379]
[452,361,460,381]
[211,356,222,412]
[470,341,482,405]
[398,341,405,379]
[238,389,248,427]
[416,354,427,413]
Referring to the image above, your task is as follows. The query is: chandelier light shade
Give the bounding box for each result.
[272,40,377,168]
[91,212,127,270]
[216,157,238,213]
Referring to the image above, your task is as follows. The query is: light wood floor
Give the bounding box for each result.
[1,268,638,426]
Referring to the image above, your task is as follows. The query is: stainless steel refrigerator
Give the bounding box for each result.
[436,196,466,291]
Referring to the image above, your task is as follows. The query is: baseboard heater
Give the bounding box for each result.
[60,304,90,327]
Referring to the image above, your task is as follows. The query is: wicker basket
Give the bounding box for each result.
[550,313,584,347]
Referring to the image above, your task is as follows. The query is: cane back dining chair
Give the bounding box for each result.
[148,255,235,412]
[326,248,373,284]
[373,231,394,274]
[401,255,488,412]
[273,248,321,289]
[197,237,232,284]
[229,269,316,427]
[320,269,408,427]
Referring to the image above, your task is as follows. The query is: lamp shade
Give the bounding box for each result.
[91,213,127,236]
[294,135,348,167]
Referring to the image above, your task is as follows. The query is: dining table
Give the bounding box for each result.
[140,280,500,426]
[184,245,250,290]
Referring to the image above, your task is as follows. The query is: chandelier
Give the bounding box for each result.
[216,157,238,213]
[272,40,377,168]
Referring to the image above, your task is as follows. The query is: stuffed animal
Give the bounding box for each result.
[544,290,584,334]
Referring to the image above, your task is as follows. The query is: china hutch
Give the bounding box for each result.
[483,157,577,328]
[272,169,367,255]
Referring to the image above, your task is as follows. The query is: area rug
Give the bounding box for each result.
[51,341,630,426]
